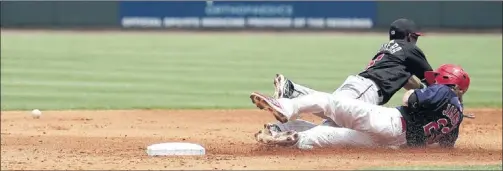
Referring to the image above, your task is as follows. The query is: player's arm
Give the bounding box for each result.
[403,75,424,90]
[407,48,434,85]
[402,88,423,110]
[402,89,416,106]
[403,85,446,111]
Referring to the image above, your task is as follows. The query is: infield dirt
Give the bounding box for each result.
[1,108,501,170]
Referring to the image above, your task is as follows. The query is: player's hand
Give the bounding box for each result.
[402,90,415,106]
[403,75,422,90]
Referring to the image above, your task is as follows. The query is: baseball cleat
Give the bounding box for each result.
[264,123,282,133]
[254,123,279,143]
[273,74,294,99]
[255,129,299,146]
[250,92,289,123]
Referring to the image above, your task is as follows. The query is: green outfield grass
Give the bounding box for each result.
[366,164,502,170]
[1,31,501,110]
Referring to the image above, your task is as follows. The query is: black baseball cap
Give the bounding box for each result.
[389,18,423,39]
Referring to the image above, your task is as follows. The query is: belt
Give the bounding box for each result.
[400,117,407,133]
[357,74,384,98]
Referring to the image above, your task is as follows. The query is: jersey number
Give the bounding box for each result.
[423,118,451,144]
[365,53,384,69]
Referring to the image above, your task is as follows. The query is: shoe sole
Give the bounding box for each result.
[273,131,299,146]
[250,92,289,123]
[279,131,299,141]
[254,124,274,144]
[255,127,299,145]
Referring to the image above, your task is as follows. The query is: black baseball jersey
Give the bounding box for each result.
[359,39,433,105]
[397,84,464,148]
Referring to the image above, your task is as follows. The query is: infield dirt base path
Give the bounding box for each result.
[1,109,501,170]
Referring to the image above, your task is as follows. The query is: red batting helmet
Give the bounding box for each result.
[424,64,471,93]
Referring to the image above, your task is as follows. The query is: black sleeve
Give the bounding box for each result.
[407,48,433,80]
[438,127,459,148]
[407,91,420,111]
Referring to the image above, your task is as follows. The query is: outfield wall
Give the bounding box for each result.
[0,2,119,28]
[1,1,501,30]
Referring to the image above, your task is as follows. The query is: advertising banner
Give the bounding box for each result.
[119,1,377,29]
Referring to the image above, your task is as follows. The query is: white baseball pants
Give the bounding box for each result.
[272,119,377,149]
[273,94,407,149]
[290,75,382,105]
[269,75,405,149]
[288,75,383,126]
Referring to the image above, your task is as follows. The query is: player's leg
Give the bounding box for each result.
[273,119,319,132]
[255,119,319,144]
[251,90,362,126]
[273,74,325,99]
[255,124,377,150]
[317,74,379,127]
[274,74,382,103]
[270,74,341,129]
[273,74,381,125]
[264,119,319,133]
[295,93,406,145]
[250,91,405,144]
[274,74,382,124]
[295,125,377,149]
[325,96,406,143]
[273,74,382,101]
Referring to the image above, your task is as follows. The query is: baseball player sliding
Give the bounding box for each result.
[269,18,433,128]
[251,64,471,149]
